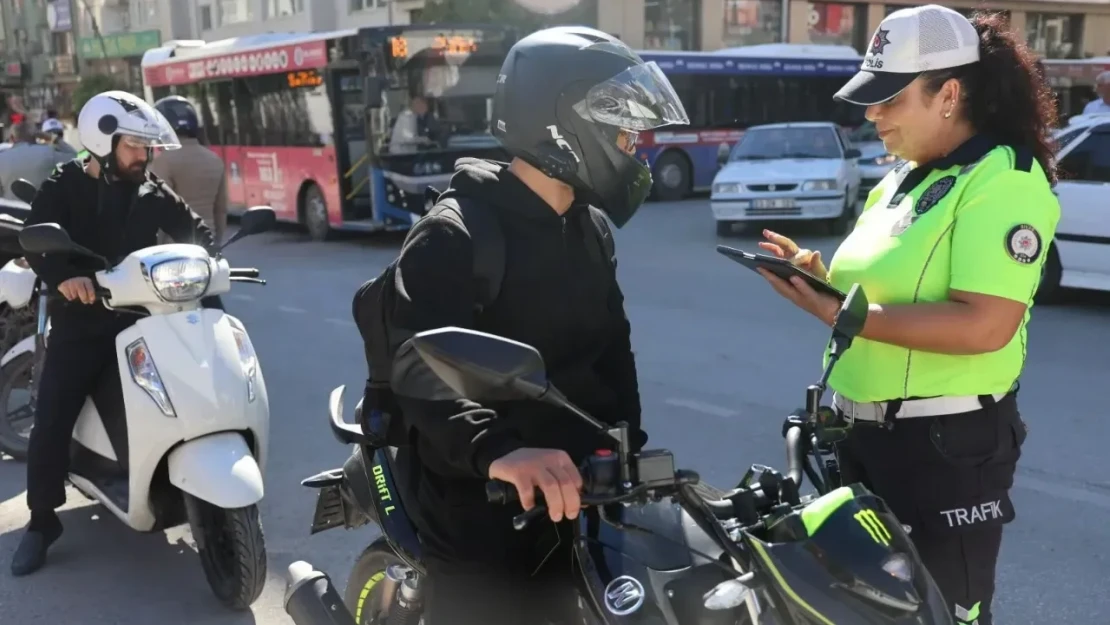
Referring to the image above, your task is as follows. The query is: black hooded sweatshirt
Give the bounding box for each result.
[24,158,215,339]
[392,159,644,503]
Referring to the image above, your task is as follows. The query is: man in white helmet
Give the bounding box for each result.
[11,91,215,576]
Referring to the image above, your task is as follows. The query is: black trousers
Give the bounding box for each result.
[26,331,126,512]
[836,392,1027,625]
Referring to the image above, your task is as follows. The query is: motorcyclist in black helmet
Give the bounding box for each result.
[385,26,689,624]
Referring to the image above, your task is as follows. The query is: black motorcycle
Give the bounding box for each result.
[284,284,953,625]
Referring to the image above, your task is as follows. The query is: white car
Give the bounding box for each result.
[849,121,899,200]
[711,122,862,235]
[1044,112,1110,299]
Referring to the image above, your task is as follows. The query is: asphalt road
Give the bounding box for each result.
[1,200,1107,624]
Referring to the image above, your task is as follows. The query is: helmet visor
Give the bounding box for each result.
[578,61,689,132]
[118,108,181,150]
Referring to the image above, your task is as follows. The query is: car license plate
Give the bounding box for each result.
[753,199,796,209]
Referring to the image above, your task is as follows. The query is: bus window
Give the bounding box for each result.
[204,81,237,146]
[233,73,333,148]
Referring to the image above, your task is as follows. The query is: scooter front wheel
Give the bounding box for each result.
[185,494,267,610]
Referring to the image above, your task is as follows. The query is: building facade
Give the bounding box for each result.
[598,0,1110,59]
[193,0,417,41]
[0,0,80,116]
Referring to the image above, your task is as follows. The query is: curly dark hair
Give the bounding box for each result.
[920,12,1060,184]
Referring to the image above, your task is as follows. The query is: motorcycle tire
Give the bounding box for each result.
[343,538,422,625]
[0,350,34,461]
[185,494,268,610]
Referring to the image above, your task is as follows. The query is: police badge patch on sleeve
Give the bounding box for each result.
[1005,224,1042,264]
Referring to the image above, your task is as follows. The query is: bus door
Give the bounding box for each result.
[205,80,247,212]
[330,67,373,221]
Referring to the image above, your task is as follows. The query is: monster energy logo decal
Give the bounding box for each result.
[854,509,892,546]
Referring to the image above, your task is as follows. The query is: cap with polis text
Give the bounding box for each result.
[834,4,980,106]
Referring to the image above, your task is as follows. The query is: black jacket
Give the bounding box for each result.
[393,160,643,487]
[24,159,214,338]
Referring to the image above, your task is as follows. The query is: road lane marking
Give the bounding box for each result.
[664,397,738,418]
[278,305,306,314]
[325,317,355,328]
[229,293,254,302]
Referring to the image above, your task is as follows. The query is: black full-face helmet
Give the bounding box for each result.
[491,27,689,227]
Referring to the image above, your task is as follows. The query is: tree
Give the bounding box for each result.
[73,74,126,115]
[417,0,598,35]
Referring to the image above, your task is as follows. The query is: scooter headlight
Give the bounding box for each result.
[150,258,211,302]
[229,324,258,402]
[125,338,176,417]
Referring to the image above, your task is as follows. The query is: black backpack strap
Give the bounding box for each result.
[428,190,506,312]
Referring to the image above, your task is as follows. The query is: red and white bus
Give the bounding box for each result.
[141,25,516,240]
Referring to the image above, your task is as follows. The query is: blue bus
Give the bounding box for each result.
[636,43,866,200]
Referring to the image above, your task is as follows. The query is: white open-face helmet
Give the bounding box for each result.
[77,90,180,159]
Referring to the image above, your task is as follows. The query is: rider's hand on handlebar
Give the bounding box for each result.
[758,230,828,281]
[488,448,583,523]
[58,277,97,305]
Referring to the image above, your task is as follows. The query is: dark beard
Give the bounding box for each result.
[117,164,147,184]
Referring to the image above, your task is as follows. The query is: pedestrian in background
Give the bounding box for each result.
[0,122,72,200]
[150,96,228,245]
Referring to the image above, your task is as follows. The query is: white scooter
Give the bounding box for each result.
[12,207,275,610]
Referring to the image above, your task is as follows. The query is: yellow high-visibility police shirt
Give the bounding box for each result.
[826,136,1060,402]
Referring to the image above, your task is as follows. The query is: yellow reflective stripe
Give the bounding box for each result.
[749,539,836,625]
[354,571,386,624]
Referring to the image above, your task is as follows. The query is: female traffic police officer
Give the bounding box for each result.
[757,6,1059,625]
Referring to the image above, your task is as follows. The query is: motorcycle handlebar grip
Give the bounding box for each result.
[47,287,112,303]
[486,480,518,504]
[230,268,260,278]
[512,506,548,531]
[784,425,804,488]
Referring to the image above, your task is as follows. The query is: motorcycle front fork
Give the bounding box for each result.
[380,564,423,625]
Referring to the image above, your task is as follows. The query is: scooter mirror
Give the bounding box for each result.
[10,178,36,204]
[19,222,75,255]
[409,327,549,403]
[239,206,277,235]
[832,283,869,341]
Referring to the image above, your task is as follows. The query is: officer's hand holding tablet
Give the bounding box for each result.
[750,6,1059,625]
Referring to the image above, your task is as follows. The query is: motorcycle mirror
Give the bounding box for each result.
[220,206,276,250]
[10,178,36,204]
[391,339,465,402]
[831,283,869,343]
[409,327,549,403]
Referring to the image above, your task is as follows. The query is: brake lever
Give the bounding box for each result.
[230,277,266,285]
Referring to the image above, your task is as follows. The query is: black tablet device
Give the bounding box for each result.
[716,245,847,302]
